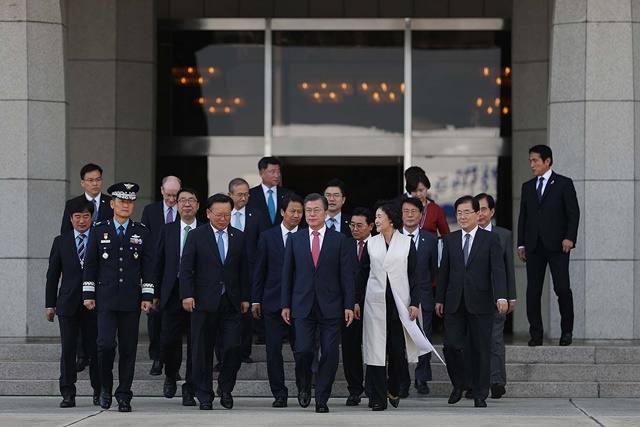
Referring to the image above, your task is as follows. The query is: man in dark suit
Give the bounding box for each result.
[251,194,304,408]
[323,179,352,238]
[141,175,182,376]
[400,197,439,396]
[518,145,580,347]
[46,198,100,408]
[153,187,202,406]
[61,163,113,234]
[180,193,250,410]
[83,182,154,412]
[247,156,294,227]
[435,195,508,408]
[342,207,374,406]
[476,193,517,399]
[228,177,269,363]
[281,193,355,414]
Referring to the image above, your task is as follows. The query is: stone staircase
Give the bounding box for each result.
[0,340,639,398]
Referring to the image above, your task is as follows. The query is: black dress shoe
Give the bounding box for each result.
[117,399,131,412]
[491,384,506,399]
[297,389,311,408]
[217,388,233,409]
[371,403,386,411]
[388,396,400,408]
[182,387,197,407]
[92,391,100,406]
[199,402,212,410]
[474,398,487,408]
[60,396,76,408]
[559,332,572,346]
[528,338,543,347]
[448,388,463,404]
[76,357,89,373]
[416,381,430,396]
[99,387,112,410]
[149,359,163,376]
[242,356,254,364]
[272,396,288,408]
[163,375,177,398]
[346,394,361,406]
[398,389,409,399]
[212,362,221,373]
[465,388,474,399]
[315,403,329,413]
[255,337,266,345]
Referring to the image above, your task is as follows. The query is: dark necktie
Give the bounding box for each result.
[118,225,125,244]
[329,218,336,230]
[166,208,174,224]
[285,231,292,248]
[537,177,544,202]
[357,240,364,261]
[311,231,320,267]
[408,233,417,249]
[77,234,86,266]
[92,199,98,222]
[463,233,470,265]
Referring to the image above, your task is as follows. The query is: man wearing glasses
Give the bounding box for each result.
[141,175,182,376]
[323,179,352,238]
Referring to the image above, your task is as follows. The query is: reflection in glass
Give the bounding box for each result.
[273,31,404,137]
[161,31,264,136]
[412,31,511,138]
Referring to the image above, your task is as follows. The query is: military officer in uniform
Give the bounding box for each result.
[82,182,154,413]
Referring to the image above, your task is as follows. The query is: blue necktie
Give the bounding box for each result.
[217,230,226,294]
[463,233,470,265]
[537,177,544,202]
[267,189,276,223]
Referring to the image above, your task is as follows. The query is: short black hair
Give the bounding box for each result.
[304,193,328,211]
[228,177,249,193]
[404,166,425,180]
[401,196,423,213]
[405,171,431,193]
[454,195,479,212]
[324,178,346,197]
[258,156,281,171]
[529,144,553,166]
[80,163,103,180]
[68,198,94,216]
[373,200,403,230]
[177,187,199,202]
[475,193,495,210]
[281,193,304,211]
[351,207,374,225]
[206,193,234,210]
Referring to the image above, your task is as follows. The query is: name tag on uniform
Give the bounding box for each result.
[101,240,111,243]
[130,234,142,245]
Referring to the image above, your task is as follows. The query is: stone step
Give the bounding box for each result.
[2,361,634,383]
[0,379,608,398]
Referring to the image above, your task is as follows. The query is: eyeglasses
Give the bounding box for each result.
[324,193,343,199]
[349,223,367,230]
[164,194,178,200]
[456,210,476,218]
[178,198,198,204]
[83,178,102,184]
[210,212,231,219]
[479,207,491,213]
[402,209,421,215]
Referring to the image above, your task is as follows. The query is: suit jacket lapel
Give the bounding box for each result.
[316,230,334,269]
[466,229,484,267]
[275,228,285,257]
[206,226,222,263]
[227,227,238,261]
[303,231,315,269]
[66,232,82,271]
[539,172,556,205]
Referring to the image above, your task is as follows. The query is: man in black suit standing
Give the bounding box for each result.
[141,175,182,375]
[251,194,304,408]
[83,182,154,412]
[342,207,374,406]
[476,193,517,399]
[46,198,100,408]
[436,195,507,408]
[228,177,268,363]
[61,163,113,234]
[180,194,250,410]
[323,179,352,238]
[281,193,355,414]
[517,145,580,347]
[153,187,202,406]
[247,156,294,227]
[400,197,439,396]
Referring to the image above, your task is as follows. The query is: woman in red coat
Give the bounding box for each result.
[406,172,450,238]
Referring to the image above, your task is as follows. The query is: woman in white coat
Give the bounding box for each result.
[355,201,423,411]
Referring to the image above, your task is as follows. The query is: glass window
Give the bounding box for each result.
[272,31,404,137]
[412,31,511,138]
[158,30,265,136]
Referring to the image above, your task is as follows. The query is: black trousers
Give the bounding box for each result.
[147,307,162,361]
[191,293,242,404]
[526,239,574,339]
[58,305,100,397]
[240,310,253,358]
[97,310,141,402]
[341,317,363,396]
[366,318,406,408]
[160,283,192,390]
[443,299,493,400]
[264,309,299,399]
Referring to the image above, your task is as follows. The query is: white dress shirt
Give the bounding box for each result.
[403,227,420,249]
[308,225,327,251]
[180,219,197,257]
[537,168,553,196]
[261,183,277,206]
[280,223,298,246]
[84,193,100,215]
[212,225,229,259]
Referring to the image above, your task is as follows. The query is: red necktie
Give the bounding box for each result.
[311,231,320,267]
[357,240,364,261]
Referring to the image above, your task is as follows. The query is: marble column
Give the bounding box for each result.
[0,1,67,336]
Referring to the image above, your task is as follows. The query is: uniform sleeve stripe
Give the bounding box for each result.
[83,285,95,292]
[142,287,154,294]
